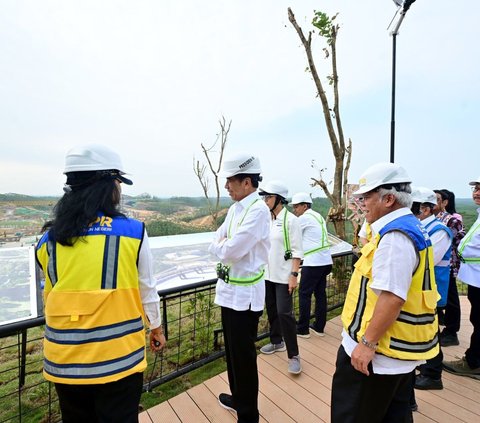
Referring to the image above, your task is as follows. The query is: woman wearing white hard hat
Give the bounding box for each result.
[36,144,166,422]
[258,180,303,374]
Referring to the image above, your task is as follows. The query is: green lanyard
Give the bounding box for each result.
[227,199,259,239]
[304,210,329,256]
[282,209,292,259]
[458,220,480,263]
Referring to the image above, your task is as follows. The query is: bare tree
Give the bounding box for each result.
[193,116,231,229]
[288,8,352,240]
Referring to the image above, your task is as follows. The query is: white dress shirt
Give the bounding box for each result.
[209,191,271,311]
[265,207,303,283]
[298,209,332,267]
[458,208,480,287]
[138,230,161,329]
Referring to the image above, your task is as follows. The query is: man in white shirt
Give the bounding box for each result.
[443,176,480,379]
[291,192,333,338]
[331,163,439,423]
[209,152,270,423]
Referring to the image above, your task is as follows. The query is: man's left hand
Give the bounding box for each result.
[351,343,375,376]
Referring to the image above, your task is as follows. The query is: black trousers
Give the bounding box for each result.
[465,285,480,368]
[265,280,299,358]
[331,346,413,423]
[443,270,461,335]
[221,306,262,423]
[419,328,444,379]
[297,265,332,333]
[54,372,143,423]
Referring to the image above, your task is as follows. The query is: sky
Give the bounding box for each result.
[0,0,478,199]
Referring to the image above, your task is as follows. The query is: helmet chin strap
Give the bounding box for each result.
[270,196,282,220]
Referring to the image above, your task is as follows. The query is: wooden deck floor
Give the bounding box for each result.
[140,296,479,422]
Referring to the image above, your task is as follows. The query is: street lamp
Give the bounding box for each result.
[389,0,417,163]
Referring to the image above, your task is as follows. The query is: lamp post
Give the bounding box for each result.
[389,0,416,163]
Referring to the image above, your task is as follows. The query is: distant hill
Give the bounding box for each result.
[0,193,59,202]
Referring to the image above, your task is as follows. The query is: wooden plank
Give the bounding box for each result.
[187,383,236,423]
[258,355,330,422]
[168,392,209,423]
[147,401,181,423]
[138,411,153,423]
[258,359,323,422]
[144,295,480,422]
[415,389,479,422]
[217,372,269,423]
[262,351,332,402]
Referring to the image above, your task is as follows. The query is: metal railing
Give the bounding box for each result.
[0,251,354,423]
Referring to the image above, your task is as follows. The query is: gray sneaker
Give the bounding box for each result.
[288,355,302,374]
[260,342,286,355]
[443,356,480,379]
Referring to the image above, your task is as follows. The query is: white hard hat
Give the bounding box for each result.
[259,180,289,199]
[354,162,411,195]
[64,144,132,185]
[65,144,127,174]
[291,192,312,205]
[469,177,480,186]
[218,152,262,177]
[411,186,437,205]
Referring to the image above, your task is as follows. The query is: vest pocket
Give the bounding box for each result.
[45,290,114,321]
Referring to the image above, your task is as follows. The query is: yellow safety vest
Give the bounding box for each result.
[36,214,147,384]
[342,214,439,360]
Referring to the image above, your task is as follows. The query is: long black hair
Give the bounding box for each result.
[441,189,457,214]
[42,177,125,246]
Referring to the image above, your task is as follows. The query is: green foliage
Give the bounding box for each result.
[311,10,337,45]
[145,220,209,236]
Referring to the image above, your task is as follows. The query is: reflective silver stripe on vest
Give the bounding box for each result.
[45,316,144,345]
[47,240,58,287]
[102,236,120,289]
[347,275,369,340]
[390,334,438,353]
[43,346,145,379]
[422,251,432,291]
[397,311,435,325]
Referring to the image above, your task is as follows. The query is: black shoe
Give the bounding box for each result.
[218,393,236,412]
[440,332,459,347]
[415,374,443,390]
[296,328,311,339]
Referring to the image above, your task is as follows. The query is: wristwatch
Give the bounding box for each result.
[361,335,378,350]
[290,271,299,277]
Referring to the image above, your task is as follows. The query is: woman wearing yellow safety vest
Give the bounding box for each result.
[259,180,304,375]
[36,144,166,423]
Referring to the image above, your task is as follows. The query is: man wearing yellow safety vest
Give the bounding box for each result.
[209,153,270,423]
[331,162,439,423]
[291,192,332,338]
[36,144,166,422]
[443,176,480,379]
[259,180,303,375]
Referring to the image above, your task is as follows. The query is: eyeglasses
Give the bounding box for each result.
[471,185,480,192]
